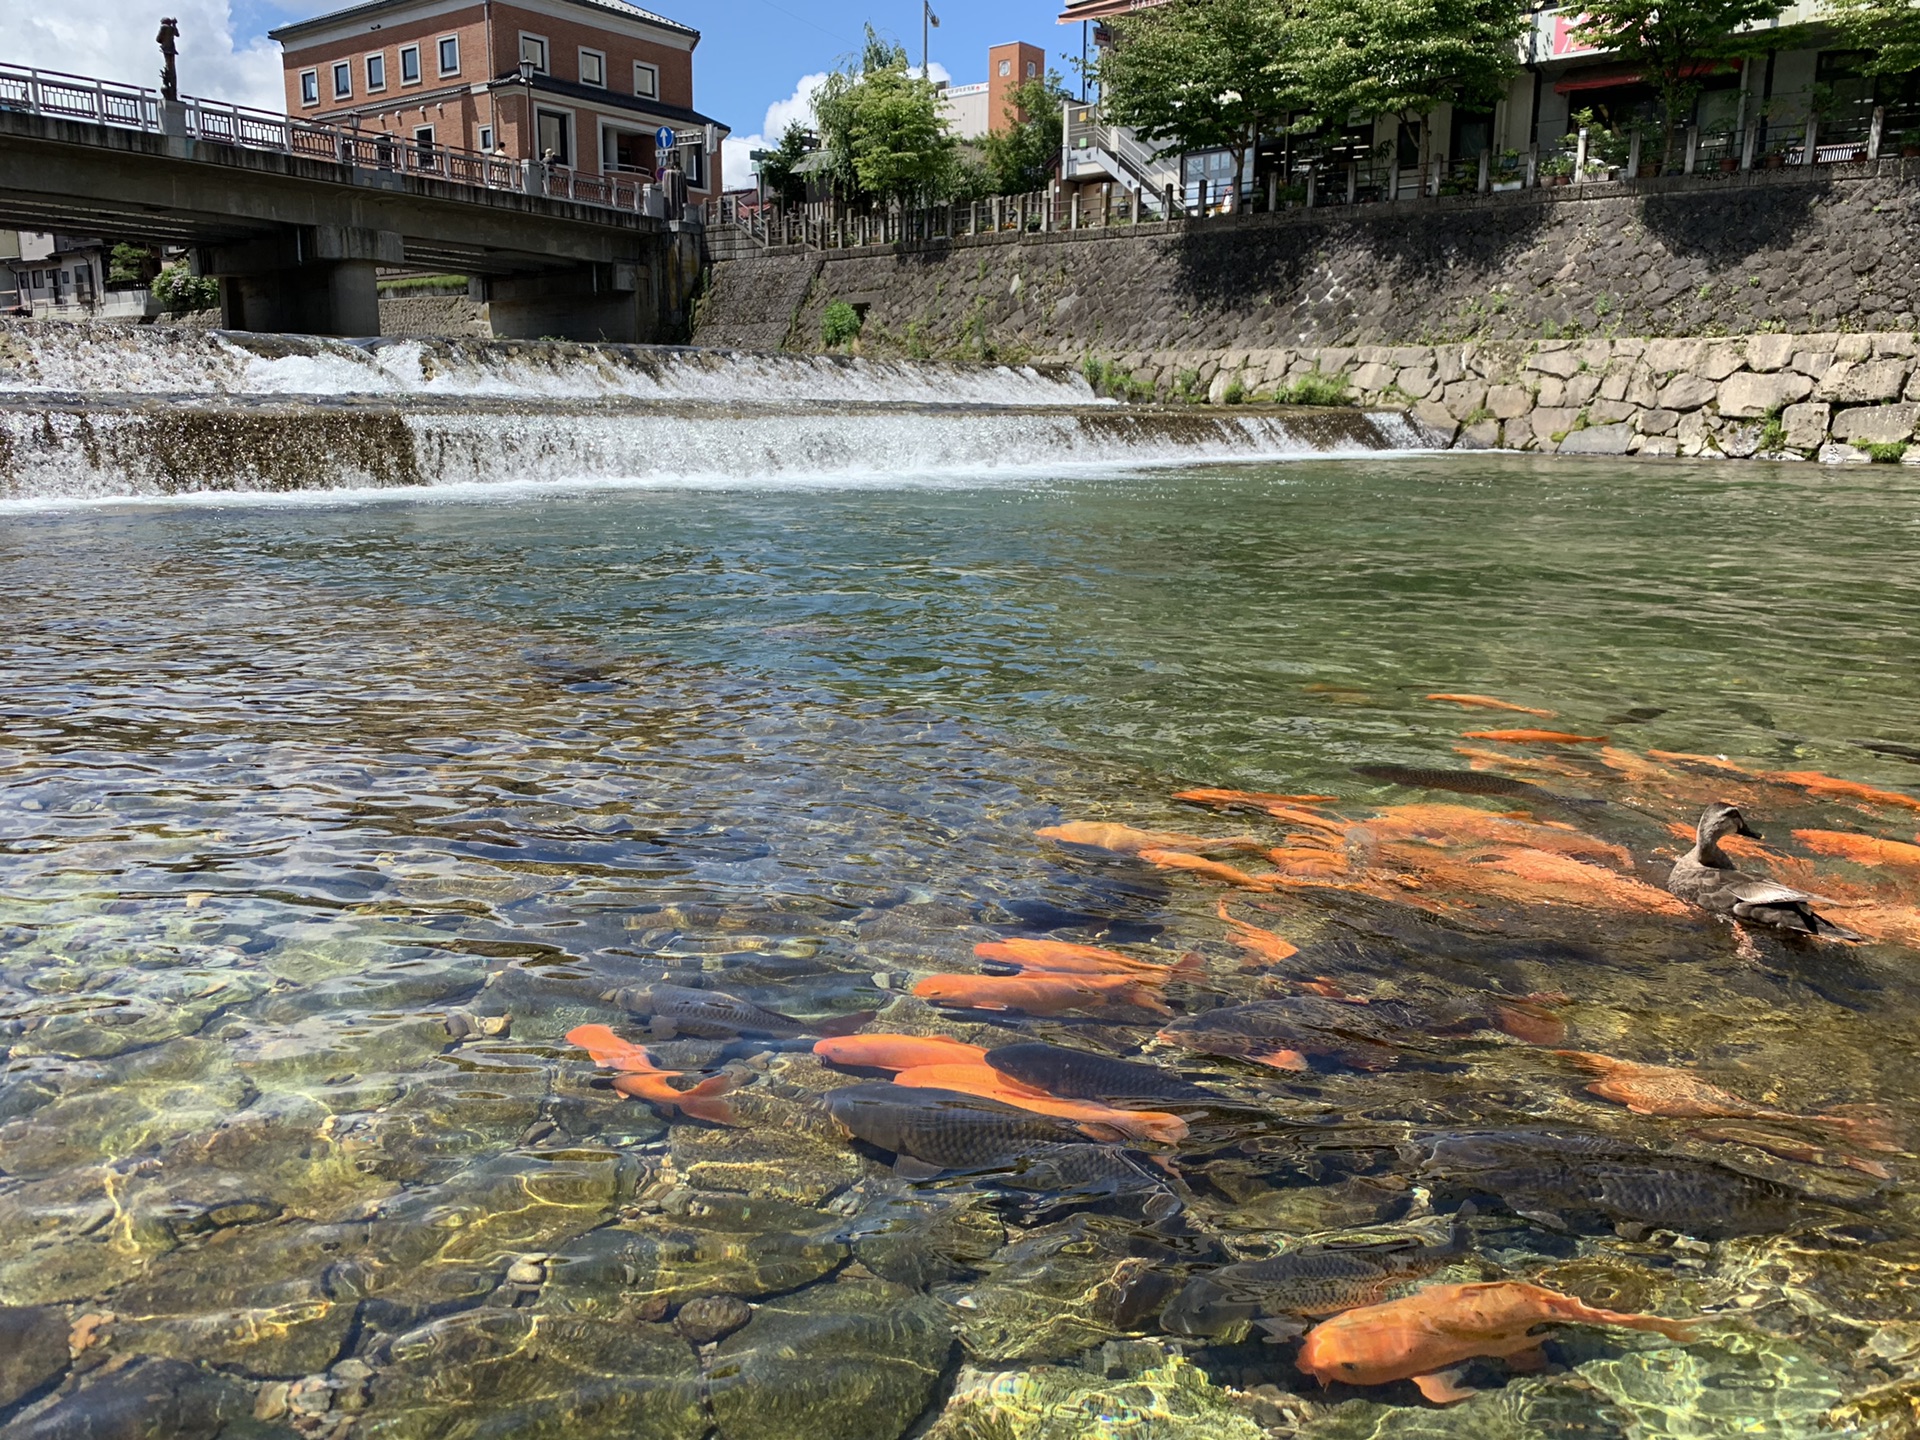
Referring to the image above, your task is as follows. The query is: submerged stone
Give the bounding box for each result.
[708,1277,954,1440]
[926,1354,1267,1440]
[11,1356,284,1440]
[361,1310,705,1440]
[0,1305,69,1410]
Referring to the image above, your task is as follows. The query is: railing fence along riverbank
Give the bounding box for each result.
[0,63,704,221]
[716,99,1917,256]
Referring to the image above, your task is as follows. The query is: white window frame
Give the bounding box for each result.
[578,47,606,87]
[533,103,573,165]
[365,52,386,92]
[682,142,705,188]
[518,33,548,73]
[632,61,658,98]
[436,35,460,76]
[331,60,353,99]
[477,124,494,152]
[412,125,436,166]
[399,44,421,85]
[299,68,319,106]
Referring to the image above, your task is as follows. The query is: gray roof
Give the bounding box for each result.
[271,0,697,44]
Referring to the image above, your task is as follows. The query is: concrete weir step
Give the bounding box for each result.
[693,252,822,351]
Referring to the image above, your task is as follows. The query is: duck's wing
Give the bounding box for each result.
[1726,879,1819,907]
[1726,880,1866,941]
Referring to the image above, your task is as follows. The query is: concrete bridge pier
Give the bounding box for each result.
[481,231,705,342]
[197,225,400,337]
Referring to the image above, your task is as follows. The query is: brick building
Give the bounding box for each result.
[939,41,1049,139]
[270,0,726,202]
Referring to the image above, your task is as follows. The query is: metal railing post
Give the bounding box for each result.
[1741,122,1757,170]
[1870,104,1886,160]
[1574,126,1589,182]
[1628,129,1641,178]
[1478,150,1491,193]
[1527,143,1538,187]
[1684,124,1699,173]
[1803,115,1817,164]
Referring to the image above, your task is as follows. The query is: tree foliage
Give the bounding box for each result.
[1571,0,1785,148]
[1297,0,1526,177]
[814,26,958,203]
[1096,0,1307,192]
[982,74,1070,194]
[1825,0,1920,75]
[756,121,812,206]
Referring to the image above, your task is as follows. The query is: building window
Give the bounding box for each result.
[365,53,385,90]
[299,69,318,105]
[332,61,352,98]
[413,125,436,166]
[683,142,705,187]
[519,34,548,73]
[633,62,658,97]
[997,59,1010,77]
[579,48,605,86]
[437,35,459,76]
[535,107,570,164]
[1026,61,1037,78]
[399,45,420,84]
[478,124,494,151]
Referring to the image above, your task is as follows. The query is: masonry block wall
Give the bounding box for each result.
[696,165,1920,362]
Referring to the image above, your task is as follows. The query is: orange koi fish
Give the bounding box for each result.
[1557,1051,1895,1148]
[1357,804,1632,870]
[1454,745,1593,778]
[1792,830,1920,876]
[1295,1282,1695,1404]
[1769,771,1920,813]
[973,938,1197,982]
[1647,749,1756,775]
[889,1062,1190,1145]
[1035,821,1261,855]
[1215,896,1300,967]
[567,1023,739,1126]
[912,972,1172,1017]
[1136,848,1273,888]
[813,1034,990,1072]
[1462,729,1606,745]
[1426,693,1557,718]
[1171,789,1345,830]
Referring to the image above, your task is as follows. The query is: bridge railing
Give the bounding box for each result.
[0,62,689,221]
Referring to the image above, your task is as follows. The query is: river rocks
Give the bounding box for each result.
[1557,422,1635,455]
[1656,373,1719,411]
[0,1306,69,1410]
[11,1357,276,1440]
[111,1285,355,1379]
[1783,402,1831,450]
[674,1294,751,1343]
[925,1355,1267,1440]
[707,1277,953,1440]
[1831,402,1919,444]
[361,1310,705,1440]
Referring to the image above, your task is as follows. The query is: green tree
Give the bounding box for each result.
[1822,0,1920,76]
[1298,0,1526,185]
[815,26,959,203]
[1096,0,1307,199]
[1570,0,1785,154]
[757,120,812,207]
[982,73,1070,194]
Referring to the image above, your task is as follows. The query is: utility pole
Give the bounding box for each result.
[923,1,939,81]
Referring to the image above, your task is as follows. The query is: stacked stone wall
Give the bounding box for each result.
[1128,333,1920,459]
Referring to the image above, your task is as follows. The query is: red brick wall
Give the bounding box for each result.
[986,42,1046,136]
[278,1,716,190]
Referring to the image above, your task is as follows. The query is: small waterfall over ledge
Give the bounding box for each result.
[0,324,1443,502]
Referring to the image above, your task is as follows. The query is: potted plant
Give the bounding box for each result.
[1540,154,1574,185]
[1901,131,1920,158]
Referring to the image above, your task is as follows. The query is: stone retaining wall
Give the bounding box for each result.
[1125,332,1920,460]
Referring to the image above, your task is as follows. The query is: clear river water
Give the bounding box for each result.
[4,397,1920,1439]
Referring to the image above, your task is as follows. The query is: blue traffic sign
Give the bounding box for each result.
[655,126,676,150]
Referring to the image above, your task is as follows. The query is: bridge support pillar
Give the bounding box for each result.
[197,226,400,337]
[482,228,705,342]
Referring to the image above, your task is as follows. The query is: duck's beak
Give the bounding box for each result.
[1735,817,1761,839]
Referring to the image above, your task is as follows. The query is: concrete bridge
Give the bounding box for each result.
[0,65,703,339]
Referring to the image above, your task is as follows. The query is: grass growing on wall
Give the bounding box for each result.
[822,301,863,349]
[1270,368,1352,406]
[376,274,470,295]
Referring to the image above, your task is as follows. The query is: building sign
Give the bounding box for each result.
[1550,12,1603,57]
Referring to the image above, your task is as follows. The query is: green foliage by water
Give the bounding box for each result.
[758,121,814,206]
[151,264,220,313]
[822,301,864,349]
[815,27,959,203]
[982,76,1070,195]
[108,243,159,287]
[1271,368,1352,405]
[1571,0,1785,149]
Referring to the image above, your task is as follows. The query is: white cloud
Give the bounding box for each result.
[721,62,951,191]
[12,0,284,112]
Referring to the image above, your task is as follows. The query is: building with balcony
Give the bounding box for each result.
[269,0,728,205]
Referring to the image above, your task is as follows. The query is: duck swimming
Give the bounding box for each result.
[1667,802,1864,941]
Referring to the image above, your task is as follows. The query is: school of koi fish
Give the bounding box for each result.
[567,692,1920,1412]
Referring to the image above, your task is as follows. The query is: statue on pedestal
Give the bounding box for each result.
[157,18,180,102]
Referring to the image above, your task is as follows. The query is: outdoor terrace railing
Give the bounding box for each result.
[0,62,702,221]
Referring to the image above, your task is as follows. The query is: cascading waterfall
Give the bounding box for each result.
[0,323,1443,501]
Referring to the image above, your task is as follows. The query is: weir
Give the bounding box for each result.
[0,325,1440,501]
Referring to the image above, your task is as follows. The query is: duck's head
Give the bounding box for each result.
[1697,801,1760,846]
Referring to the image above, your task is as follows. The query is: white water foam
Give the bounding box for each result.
[0,322,1099,407]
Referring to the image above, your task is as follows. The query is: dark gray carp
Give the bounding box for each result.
[1161,1211,1471,1339]
[984,1042,1222,1104]
[1413,1129,1825,1239]
[1353,764,1542,798]
[824,1083,1084,1168]
[604,981,873,1040]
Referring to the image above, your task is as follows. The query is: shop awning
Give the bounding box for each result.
[1553,60,1733,94]
[1056,0,1169,23]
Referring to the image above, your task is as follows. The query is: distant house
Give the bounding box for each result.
[939,42,1049,140]
[269,0,729,206]
[3,233,159,322]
